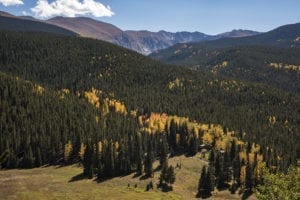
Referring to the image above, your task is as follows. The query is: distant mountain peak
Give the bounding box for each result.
[218,29,261,38]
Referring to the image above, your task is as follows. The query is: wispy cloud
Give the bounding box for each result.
[31,0,114,18]
[0,0,23,6]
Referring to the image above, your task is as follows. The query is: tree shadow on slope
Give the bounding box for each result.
[68,173,89,182]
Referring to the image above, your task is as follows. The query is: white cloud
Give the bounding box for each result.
[31,0,114,18]
[0,0,23,6]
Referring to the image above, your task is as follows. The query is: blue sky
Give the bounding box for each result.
[1,0,300,34]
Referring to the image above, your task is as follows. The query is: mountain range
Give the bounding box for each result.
[0,11,260,54]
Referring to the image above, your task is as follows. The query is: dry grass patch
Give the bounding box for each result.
[0,155,256,199]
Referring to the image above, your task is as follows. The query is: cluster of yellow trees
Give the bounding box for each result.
[139,112,266,188]
[34,84,45,95]
[269,62,300,71]
[211,61,229,74]
[168,78,184,90]
[84,87,127,115]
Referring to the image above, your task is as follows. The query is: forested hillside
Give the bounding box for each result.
[151,45,300,93]
[0,30,299,197]
[150,23,300,94]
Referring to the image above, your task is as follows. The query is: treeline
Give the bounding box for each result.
[0,30,299,173]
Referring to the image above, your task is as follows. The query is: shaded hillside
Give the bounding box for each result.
[0,15,77,36]
[150,23,300,93]
[152,45,300,93]
[0,30,299,168]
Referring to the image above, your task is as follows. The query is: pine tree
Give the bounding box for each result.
[188,129,199,156]
[169,119,177,153]
[179,122,188,148]
[159,159,175,190]
[167,165,176,185]
[245,163,254,193]
[197,167,206,198]
[232,154,241,191]
[35,147,42,167]
[207,164,215,192]
[209,149,216,165]
[197,166,212,198]
[104,141,115,177]
[71,135,81,162]
[159,160,168,186]
[83,143,94,178]
[216,153,226,189]
[223,151,232,184]
[23,145,34,168]
[135,132,143,175]
[159,136,168,167]
[144,141,153,177]
[230,140,237,161]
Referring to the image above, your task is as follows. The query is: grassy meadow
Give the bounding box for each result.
[0,155,256,200]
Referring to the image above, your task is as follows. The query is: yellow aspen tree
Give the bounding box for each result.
[240,165,246,188]
[64,141,73,162]
[203,132,213,144]
[79,143,86,161]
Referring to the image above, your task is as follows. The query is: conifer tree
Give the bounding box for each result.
[188,129,199,156]
[169,119,177,153]
[104,141,115,177]
[159,160,175,189]
[197,166,212,198]
[167,165,176,185]
[159,160,168,186]
[144,141,153,177]
[135,132,143,175]
[23,146,34,168]
[207,164,215,192]
[197,167,206,198]
[35,147,42,167]
[232,154,241,188]
[83,143,94,178]
[209,149,216,165]
[159,136,168,167]
[71,135,81,162]
[245,163,254,193]
[230,140,237,161]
